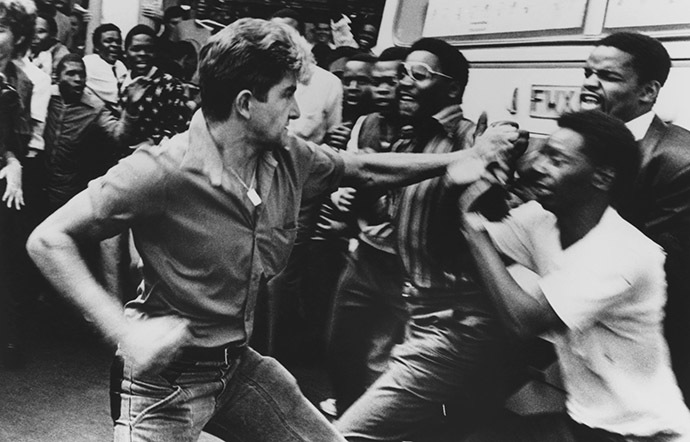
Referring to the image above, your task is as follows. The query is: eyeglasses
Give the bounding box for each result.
[397,62,453,82]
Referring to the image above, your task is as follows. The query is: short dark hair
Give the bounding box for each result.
[124,24,156,51]
[37,11,57,37]
[378,46,408,62]
[270,8,304,35]
[55,52,84,76]
[409,37,469,99]
[557,110,639,202]
[198,18,311,122]
[597,32,671,87]
[0,0,36,57]
[91,23,121,49]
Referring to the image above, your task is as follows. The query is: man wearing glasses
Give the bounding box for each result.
[335,38,525,441]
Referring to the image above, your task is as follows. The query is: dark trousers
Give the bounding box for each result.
[327,242,407,414]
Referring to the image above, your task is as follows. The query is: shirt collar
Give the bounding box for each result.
[51,84,103,109]
[431,104,465,139]
[180,110,224,187]
[625,110,655,141]
[180,110,281,189]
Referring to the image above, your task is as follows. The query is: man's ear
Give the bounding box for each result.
[448,81,462,101]
[14,36,25,52]
[592,166,615,192]
[235,90,253,119]
[639,79,661,106]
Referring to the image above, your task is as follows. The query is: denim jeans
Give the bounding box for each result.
[335,292,525,442]
[111,346,346,442]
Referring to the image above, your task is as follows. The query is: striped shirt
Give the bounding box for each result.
[393,105,475,290]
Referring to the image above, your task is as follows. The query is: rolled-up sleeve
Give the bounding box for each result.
[301,142,345,201]
[87,146,167,232]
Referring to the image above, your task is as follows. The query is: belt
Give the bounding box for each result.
[178,344,246,365]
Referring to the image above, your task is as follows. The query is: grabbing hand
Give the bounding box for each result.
[472,120,519,164]
[0,160,24,210]
[445,154,488,186]
[331,187,356,212]
[124,72,155,111]
[325,123,353,150]
[119,315,190,377]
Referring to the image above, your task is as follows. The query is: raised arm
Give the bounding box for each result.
[340,123,519,190]
[460,213,563,339]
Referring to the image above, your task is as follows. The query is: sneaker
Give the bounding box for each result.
[319,398,338,418]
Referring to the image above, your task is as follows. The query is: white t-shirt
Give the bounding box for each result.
[288,64,342,144]
[486,201,690,439]
[83,54,127,106]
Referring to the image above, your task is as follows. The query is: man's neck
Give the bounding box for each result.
[556,200,608,249]
[0,56,10,74]
[207,118,263,179]
[97,54,115,66]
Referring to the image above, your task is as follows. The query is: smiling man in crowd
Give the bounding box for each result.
[335,37,523,442]
[27,19,516,441]
[120,24,190,148]
[83,23,126,109]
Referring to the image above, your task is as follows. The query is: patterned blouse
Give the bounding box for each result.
[119,67,191,147]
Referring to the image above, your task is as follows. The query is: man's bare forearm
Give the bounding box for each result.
[26,218,128,346]
[340,149,479,190]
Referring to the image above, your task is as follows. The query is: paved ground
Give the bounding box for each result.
[0,305,333,442]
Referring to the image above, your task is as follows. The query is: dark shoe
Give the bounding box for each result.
[3,343,24,369]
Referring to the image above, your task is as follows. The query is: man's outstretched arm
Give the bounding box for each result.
[26,192,189,375]
[339,124,519,190]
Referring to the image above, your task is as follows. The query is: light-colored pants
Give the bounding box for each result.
[112,346,345,442]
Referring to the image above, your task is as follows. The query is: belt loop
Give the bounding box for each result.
[224,347,230,365]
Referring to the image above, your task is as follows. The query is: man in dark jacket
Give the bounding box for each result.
[44,53,136,211]
[579,31,690,404]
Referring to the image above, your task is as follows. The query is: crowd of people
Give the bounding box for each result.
[2,0,690,441]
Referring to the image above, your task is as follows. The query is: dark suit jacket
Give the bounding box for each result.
[622,115,690,404]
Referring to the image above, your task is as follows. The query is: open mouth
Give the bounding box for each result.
[579,91,603,110]
[398,93,416,104]
[528,181,552,197]
[345,94,361,106]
